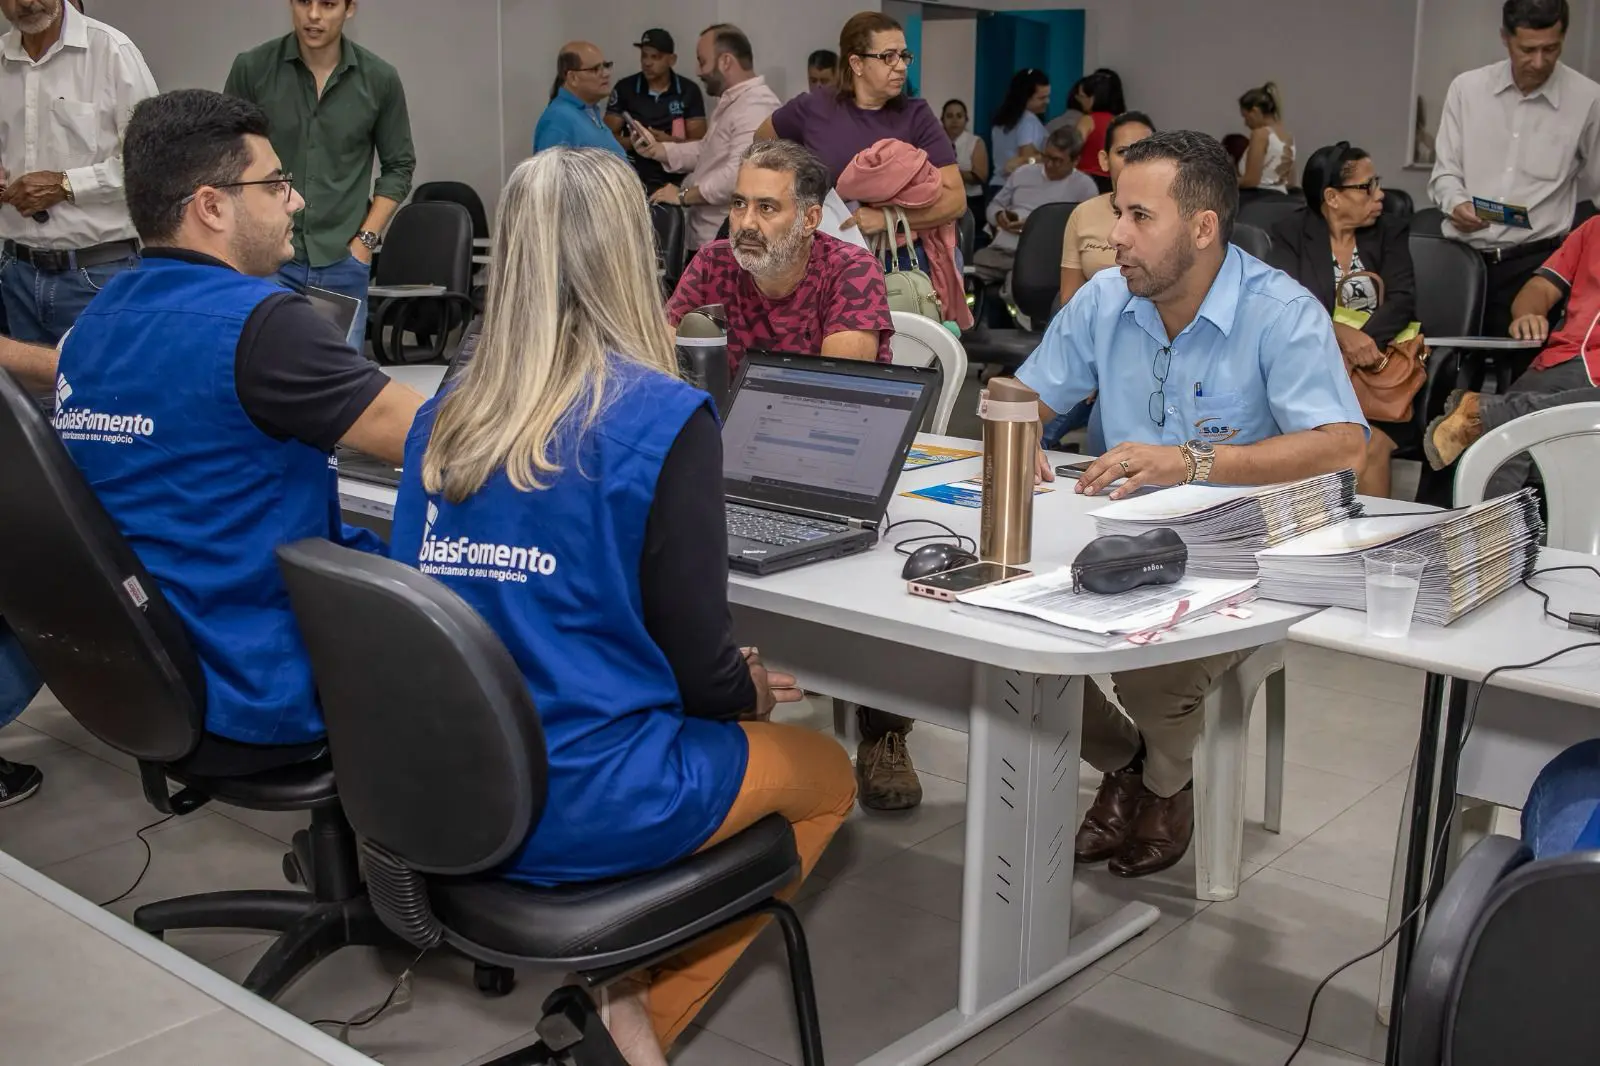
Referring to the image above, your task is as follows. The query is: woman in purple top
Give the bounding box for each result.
[757,10,965,245]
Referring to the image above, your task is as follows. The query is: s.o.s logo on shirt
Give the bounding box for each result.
[1194,416,1241,444]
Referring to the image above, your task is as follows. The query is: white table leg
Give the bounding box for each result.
[857,668,1159,1066]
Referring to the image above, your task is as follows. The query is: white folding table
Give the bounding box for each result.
[1288,549,1600,1064]
[338,435,1321,1065]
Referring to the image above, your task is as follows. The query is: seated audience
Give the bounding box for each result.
[941,98,990,222]
[971,126,1097,283]
[667,141,892,371]
[1073,70,1122,194]
[534,41,626,157]
[1238,82,1294,193]
[1268,143,1416,498]
[1047,110,1157,451]
[1426,215,1600,491]
[633,24,780,252]
[989,68,1051,190]
[8,89,424,779]
[390,146,854,1065]
[806,48,838,91]
[1020,131,1366,877]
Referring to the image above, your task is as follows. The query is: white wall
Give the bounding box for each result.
[921,18,978,117]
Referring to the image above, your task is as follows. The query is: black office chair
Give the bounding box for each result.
[1410,206,1446,237]
[1397,836,1600,1065]
[1237,197,1302,233]
[1231,222,1272,260]
[369,201,478,365]
[1384,187,1416,221]
[277,539,826,1066]
[412,181,491,244]
[957,207,977,264]
[652,203,688,293]
[0,370,388,1001]
[962,200,1076,371]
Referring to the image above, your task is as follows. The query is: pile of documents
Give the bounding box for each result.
[956,569,1258,646]
[1255,490,1544,626]
[1089,471,1361,577]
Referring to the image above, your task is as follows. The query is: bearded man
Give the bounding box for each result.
[666,139,894,373]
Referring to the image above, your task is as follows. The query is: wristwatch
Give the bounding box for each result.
[59,172,74,204]
[1181,438,1216,483]
[354,230,381,253]
[677,185,689,207]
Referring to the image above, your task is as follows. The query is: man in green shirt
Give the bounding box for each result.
[223,0,414,353]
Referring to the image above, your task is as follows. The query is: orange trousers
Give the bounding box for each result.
[647,720,856,1047]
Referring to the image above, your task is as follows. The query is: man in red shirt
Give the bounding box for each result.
[667,139,893,373]
[666,140,921,814]
[1427,216,1600,488]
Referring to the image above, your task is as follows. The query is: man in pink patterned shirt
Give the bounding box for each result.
[633,24,781,250]
[666,139,894,374]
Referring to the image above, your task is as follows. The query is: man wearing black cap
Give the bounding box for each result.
[605,28,706,192]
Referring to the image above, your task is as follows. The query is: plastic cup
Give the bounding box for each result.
[1363,549,1427,638]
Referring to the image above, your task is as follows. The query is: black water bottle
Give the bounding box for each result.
[675,304,730,417]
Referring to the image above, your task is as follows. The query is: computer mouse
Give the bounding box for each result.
[902,543,979,581]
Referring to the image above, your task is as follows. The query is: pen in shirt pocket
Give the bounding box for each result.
[1193,382,1203,398]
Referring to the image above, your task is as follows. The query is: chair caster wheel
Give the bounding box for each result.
[282,853,301,885]
[475,963,516,997]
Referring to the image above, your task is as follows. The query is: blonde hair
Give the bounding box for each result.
[422,148,677,502]
[1239,81,1283,118]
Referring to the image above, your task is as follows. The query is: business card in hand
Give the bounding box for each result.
[1472,196,1533,229]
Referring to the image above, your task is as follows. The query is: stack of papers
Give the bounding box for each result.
[1089,471,1362,577]
[956,568,1258,646]
[1255,490,1544,626]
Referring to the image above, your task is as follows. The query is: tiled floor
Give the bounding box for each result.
[0,641,1440,1066]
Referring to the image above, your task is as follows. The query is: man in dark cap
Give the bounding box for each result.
[606,28,707,192]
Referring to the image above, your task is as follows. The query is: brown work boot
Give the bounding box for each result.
[856,730,923,811]
[1424,390,1483,470]
[1075,766,1146,863]
[1109,787,1194,879]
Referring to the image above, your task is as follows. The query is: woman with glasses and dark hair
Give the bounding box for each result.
[990,68,1051,189]
[1267,142,1415,497]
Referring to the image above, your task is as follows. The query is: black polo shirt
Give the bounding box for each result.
[607,72,706,190]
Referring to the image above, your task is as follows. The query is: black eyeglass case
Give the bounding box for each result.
[1071,528,1188,595]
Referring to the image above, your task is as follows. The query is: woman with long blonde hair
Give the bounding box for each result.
[390,147,855,1065]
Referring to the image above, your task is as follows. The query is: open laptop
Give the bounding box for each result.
[335,315,484,488]
[723,353,936,576]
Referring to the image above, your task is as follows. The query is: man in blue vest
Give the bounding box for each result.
[31,88,423,777]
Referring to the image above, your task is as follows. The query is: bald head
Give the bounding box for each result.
[557,40,611,104]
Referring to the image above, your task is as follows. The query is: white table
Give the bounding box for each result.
[378,363,447,396]
[0,848,378,1065]
[340,435,1324,1065]
[1288,549,1600,1064]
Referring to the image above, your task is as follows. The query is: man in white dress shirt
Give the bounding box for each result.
[1429,0,1600,336]
[0,0,156,345]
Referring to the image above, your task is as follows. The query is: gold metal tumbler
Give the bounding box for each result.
[978,377,1040,565]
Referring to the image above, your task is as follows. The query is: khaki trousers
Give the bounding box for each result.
[1078,650,1255,797]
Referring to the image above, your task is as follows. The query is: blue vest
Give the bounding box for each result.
[391,362,747,885]
[56,255,365,745]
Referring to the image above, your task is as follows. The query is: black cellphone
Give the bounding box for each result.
[1055,461,1094,478]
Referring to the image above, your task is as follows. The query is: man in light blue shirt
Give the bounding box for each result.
[534,41,628,158]
[1015,130,1367,880]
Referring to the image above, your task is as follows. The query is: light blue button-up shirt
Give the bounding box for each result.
[533,88,628,157]
[1017,245,1368,450]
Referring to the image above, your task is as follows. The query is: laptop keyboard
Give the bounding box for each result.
[727,504,847,547]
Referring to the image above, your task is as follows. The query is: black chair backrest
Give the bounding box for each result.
[277,539,547,875]
[412,181,490,243]
[1237,197,1303,233]
[652,203,688,288]
[1383,187,1416,220]
[957,208,976,263]
[1013,200,1076,325]
[1411,235,1487,337]
[0,371,205,762]
[1231,222,1272,260]
[372,201,475,295]
[1410,206,1446,237]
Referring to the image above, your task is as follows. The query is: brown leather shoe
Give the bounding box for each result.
[1075,767,1146,863]
[1424,391,1483,470]
[856,730,923,811]
[1109,788,1194,879]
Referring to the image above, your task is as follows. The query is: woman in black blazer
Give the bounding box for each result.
[1267,143,1415,498]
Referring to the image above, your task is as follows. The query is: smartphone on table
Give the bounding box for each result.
[908,561,1032,602]
[1055,461,1094,479]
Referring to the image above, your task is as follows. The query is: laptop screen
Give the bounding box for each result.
[304,286,361,338]
[722,355,934,523]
